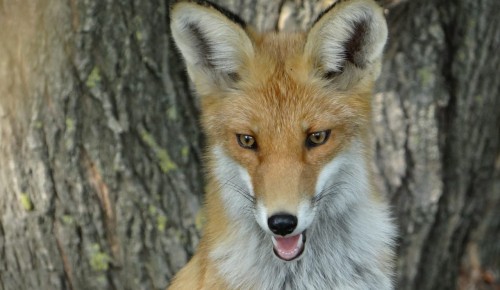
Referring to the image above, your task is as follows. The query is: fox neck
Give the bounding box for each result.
[202,140,395,290]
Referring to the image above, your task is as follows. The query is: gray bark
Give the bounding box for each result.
[0,1,203,289]
[374,1,500,289]
[0,0,498,290]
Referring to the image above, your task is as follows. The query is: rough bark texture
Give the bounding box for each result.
[374,1,500,289]
[0,1,204,289]
[0,1,498,290]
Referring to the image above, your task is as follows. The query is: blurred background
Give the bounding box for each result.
[0,0,498,289]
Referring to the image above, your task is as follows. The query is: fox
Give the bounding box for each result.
[169,0,396,289]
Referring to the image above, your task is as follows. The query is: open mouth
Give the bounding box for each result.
[271,232,306,261]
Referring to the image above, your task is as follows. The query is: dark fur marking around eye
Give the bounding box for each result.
[190,0,247,28]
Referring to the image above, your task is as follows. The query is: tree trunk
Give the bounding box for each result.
[0,1,498,290]
[0,1,205,289]
[374,1,500,289]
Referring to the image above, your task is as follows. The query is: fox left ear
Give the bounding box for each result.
[170,1,254,93]
[304,0,387,85]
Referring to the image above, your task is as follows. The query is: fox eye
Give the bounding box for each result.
[306,130,331,148]
[236,134,257,150]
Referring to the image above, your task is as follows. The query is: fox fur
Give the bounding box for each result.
[169,0,396,289]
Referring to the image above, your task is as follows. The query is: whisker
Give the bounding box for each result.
[225,182,255,203]
[217,174,256,204]
[317,181,347,196]
[312,167,360,205]
[204,173,239,197]
[240,204,255,216]
[313,181,349,204]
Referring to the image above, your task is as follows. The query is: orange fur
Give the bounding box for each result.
[169,0,393,289]
[171,32,373,290]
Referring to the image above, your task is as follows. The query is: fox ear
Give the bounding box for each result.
[170,2,254,91]
[304,0,387,85]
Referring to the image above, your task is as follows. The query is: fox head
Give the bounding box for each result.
[171,0,387,262]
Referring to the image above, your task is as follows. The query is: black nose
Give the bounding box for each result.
[268,214,298,236]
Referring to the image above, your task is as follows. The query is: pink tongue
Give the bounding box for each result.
[275,234,301,252]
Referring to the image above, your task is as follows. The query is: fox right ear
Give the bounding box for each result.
[304,0,387,88]
[170,1,254,92]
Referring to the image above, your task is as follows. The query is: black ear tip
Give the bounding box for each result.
[189,0,247,28]
[312,0,344,26]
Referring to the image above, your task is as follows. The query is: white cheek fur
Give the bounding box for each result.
[255,202,272,235]
[239,166,254,197]
[212,146,255,219]
[314,141,369,214]
[209,140,396,290]
[296,201,316,234]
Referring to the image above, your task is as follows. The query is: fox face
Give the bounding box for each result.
[207,81,370,261]
[171,0,388,263]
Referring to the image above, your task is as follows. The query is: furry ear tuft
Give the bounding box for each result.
[170,1,254,91]
[305,0,387,81]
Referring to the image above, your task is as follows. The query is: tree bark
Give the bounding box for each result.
[374,1,500,289]
[0,1,498,290]
[0,1,204,289]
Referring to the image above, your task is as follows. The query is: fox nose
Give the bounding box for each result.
[268,214,298,236]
